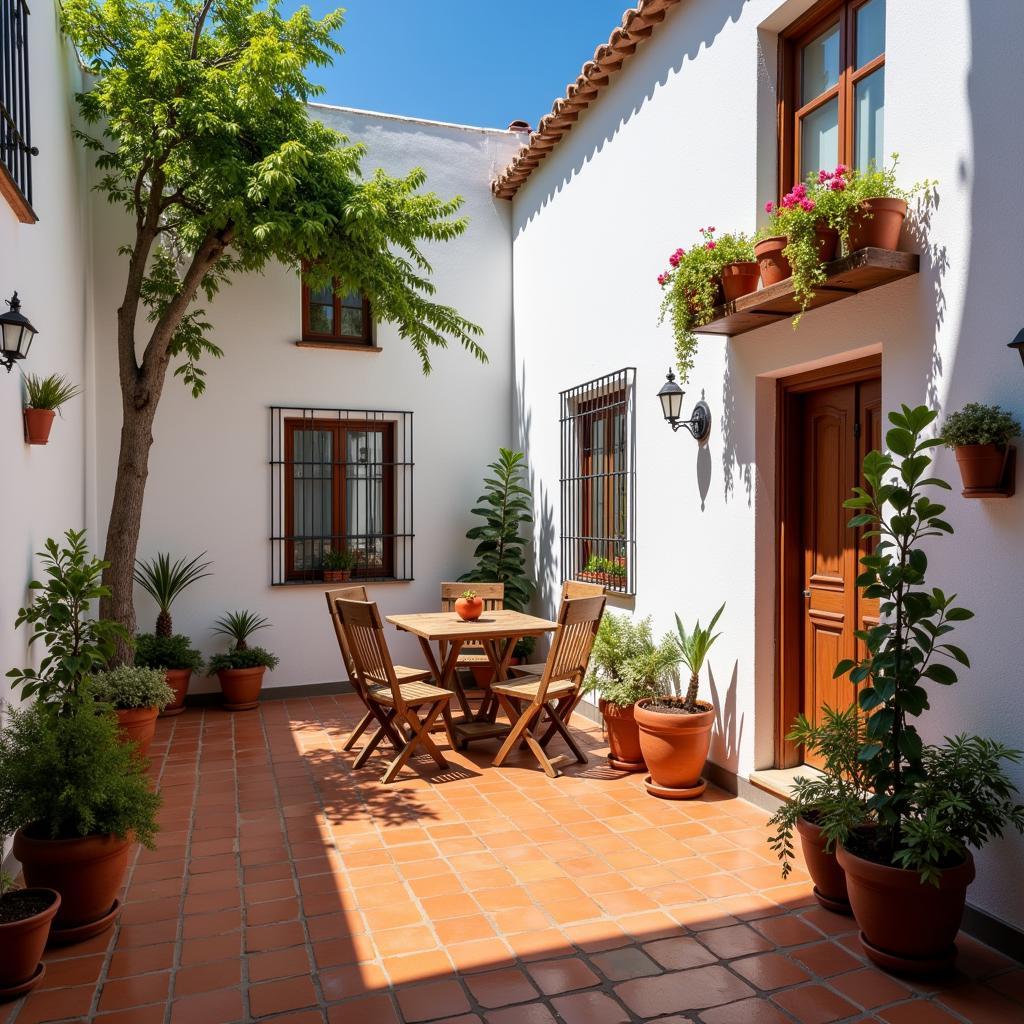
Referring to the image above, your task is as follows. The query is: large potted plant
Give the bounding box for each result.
[767,705,870,915]
[89,666,176,760]
[831,405,1024,974]
[208,610,279,711]
[0,871,60,998]
[21,373,80,445]
[134,551,212,714]
[658,228,756,385]
[941,402,1020,492]
[635,603,724,799]
[586,613,677,773]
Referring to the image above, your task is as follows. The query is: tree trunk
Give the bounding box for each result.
[684,670,700,710]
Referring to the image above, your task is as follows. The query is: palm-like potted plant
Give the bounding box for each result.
[134,551,212,714]
[586,613,678,773]
[0,871,60,998]
[21,373,80,445]
[635,603,724,799]
[89,666,176,761]
[321,546,357,583]
[208,610,279,711]
[941,402,1020,492]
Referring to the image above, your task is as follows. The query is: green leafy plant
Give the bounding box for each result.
[586,613,678,709]
[0,696,160,846]
[658,228,755,384]
[941,403,1021,448]
[134,633,204,673]
[89,666,176,711]
[207,648,280,674]
[582,555,627,580]
[212,610,270,652]
[7,530,126,706]
[133,552,212,638]
[671,602,725,711]
[460,448,535,613]
[22,373,81,413]
[767,705,870,878]
[844,152,936,209]
[833,404,1024,882]
[322,547,357,571]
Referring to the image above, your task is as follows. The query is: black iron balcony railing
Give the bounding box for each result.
[0,0,34,209]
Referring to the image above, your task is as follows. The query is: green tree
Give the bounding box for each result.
[62,0,486,654]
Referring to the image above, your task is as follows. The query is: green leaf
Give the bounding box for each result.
[923,663,958,685]
[832,659,856,678]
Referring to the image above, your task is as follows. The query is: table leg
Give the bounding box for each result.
[417,635,471,720]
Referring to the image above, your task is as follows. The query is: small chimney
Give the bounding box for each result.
[507,119,532,134]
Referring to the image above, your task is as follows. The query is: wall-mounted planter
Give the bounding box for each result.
[23,408,55,445]
[957,444,1016,498]
[323,569,352,583]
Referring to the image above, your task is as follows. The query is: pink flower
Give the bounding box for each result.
[705,240,717,249]
[800,197,815,211]
[781,194,796,209]
[669,252,681,268]
[657,272,669,286]
[818,169,832,183]
[765,201,774,214]
[829,177,846,191]
[707,226,716,233]
[834,163,848,177]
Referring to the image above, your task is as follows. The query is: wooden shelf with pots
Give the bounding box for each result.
[698,248,919,337]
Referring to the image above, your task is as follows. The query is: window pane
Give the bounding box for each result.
[309,283,333,305]
[856,0,885,68]
[800,96,839,178]
[801,22,840,104]
[346,430,385,572]
[292,430,332,571]
[854,66,885,170]
[340,291,362,309]
[308,303,334,335]
[341,306,365,339]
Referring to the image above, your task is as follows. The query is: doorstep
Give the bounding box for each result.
[749,764,824,801]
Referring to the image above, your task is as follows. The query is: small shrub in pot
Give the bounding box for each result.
[134,632,204,715]
[321,546,357,582]
[209,610,279,711]
[90,666,176,760]
[941,402,1020,491]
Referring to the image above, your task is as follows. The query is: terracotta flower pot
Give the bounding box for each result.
[13,828,130,943]
[217,666,266,711]
[847,197,908,252]
[0,888,60,998]
[455,595,484,621]
[754,235,791,286]
[323,569,352,583]
[954,443,1009,490]
[815,224,840,262]
[634,698,715,799]
[599,699,645,773]
[114,706,159,760]
[160,668,191,717]
[23,408,55,445]
[837,843,974,974]
[719,261,761,301]
[796,814,851,915]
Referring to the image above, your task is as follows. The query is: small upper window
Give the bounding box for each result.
[781,0,886,190]
[300,277,374,347]
[0,0,36,222]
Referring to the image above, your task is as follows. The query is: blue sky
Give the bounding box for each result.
[288,1,631,129]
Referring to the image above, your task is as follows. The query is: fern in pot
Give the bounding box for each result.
[208,610,279,711]
[21,373,80,445]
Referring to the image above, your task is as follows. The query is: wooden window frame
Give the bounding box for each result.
[283,417,395,582]
[300,279,376,348]
[578,391,629,572]
[778,0,886,194]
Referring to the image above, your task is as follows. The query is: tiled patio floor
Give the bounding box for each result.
[5,695,1022,1024]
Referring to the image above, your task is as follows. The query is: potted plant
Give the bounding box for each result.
[89,666,176,761]
[831,404,1024,974]
[0,871,60,998]
[134,551,211,714]
[586,613,677,773]
[1,697,160,945]
[844,152,935,252]
[454,589,483,621]
[658,228,756,385]
[321,546,357,583]
[635,603,724,799]
[208,610,279,711]
[134,633,204,716]
[21,373,80,445]
[767,704,870,914]
[941,402,1020,491]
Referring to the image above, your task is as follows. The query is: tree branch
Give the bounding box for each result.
[190,0,216,59]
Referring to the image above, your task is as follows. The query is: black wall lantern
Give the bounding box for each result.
[657,368,711,442]
[0,292,37,372]
[1009,328,1024,371]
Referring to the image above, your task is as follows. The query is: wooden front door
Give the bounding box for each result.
[777,359,880,769]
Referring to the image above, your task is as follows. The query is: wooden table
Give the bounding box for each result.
[386,610,558,745]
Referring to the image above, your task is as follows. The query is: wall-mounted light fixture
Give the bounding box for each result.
[1009,328,1024,371]
[0,292,37,372]
[657,368,711,442]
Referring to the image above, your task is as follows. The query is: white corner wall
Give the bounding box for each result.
[510,0,1024,932]
[89,108,521,688]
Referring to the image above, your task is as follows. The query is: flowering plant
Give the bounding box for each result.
[658,227,755,384]
[845,152,935,209]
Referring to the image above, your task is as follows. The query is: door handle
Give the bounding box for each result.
[802,589,811,598]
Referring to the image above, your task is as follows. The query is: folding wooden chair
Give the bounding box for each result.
[336,597,454,784]
[491,594,606,777]
[440,581,504,676]
[325,587,433,754]
[509,580,605,679]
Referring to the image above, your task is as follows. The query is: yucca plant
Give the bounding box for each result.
[212,610,270,652]
[22,373,80,412]
[134,552,212,638]
[672,602,725,711]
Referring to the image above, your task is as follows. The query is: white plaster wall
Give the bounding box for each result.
[510,0,1024,931]
[90,108,521,690]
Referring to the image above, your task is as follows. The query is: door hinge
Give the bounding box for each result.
[853,421,862,439]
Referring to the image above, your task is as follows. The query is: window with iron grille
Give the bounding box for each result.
[560,368,636,596]
[270,407,413,585]
[0,0,35,218]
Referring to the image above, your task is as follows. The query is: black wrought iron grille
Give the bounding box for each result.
[270,407,414,585]
[559,368,636,596]
[0,0,33,208]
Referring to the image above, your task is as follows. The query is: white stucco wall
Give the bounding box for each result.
[89,108,521,689]
[510,0,1024,931]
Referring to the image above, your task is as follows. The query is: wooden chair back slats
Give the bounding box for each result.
[326,586,370,681]
[336,598,406,712]
[535,594,606,703]
[561,580,605,600]
[440,582,505,611]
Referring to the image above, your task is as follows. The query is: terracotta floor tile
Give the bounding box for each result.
[551,990,631,1024]
[326,991,400,1023]
[878,1001,965,1024]
[591,946,662,981]
[36,952,106,989]
[396,980,472,1022]
[561,919,631,953]
[466,966,539,1007]
[179,931,242,965]
[245,920,307,952]
[248,945,312,983]
[642,934,720,971]
[615,965,756,1016]
[249,975,319,1017]
[526,956,600,995]
[169,987,247,1024]
[829,966,913,1008]
[483,1002,556,1024]
[14,985,95,1024]
[937,982,1024,1024]
[701,997,795,1024]
[987,967,1024,1004]
[789,940,863,977]
[318,961,388,1000]
[751,912,825,946]
[696,923,775,960]
[772,983,861,1024]
[94,1005,167,1023]
[383,949,454,986]
[97,971,171,1012]
[373,923,438,957]
[731,952,811,990]
[435,914,498,945]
